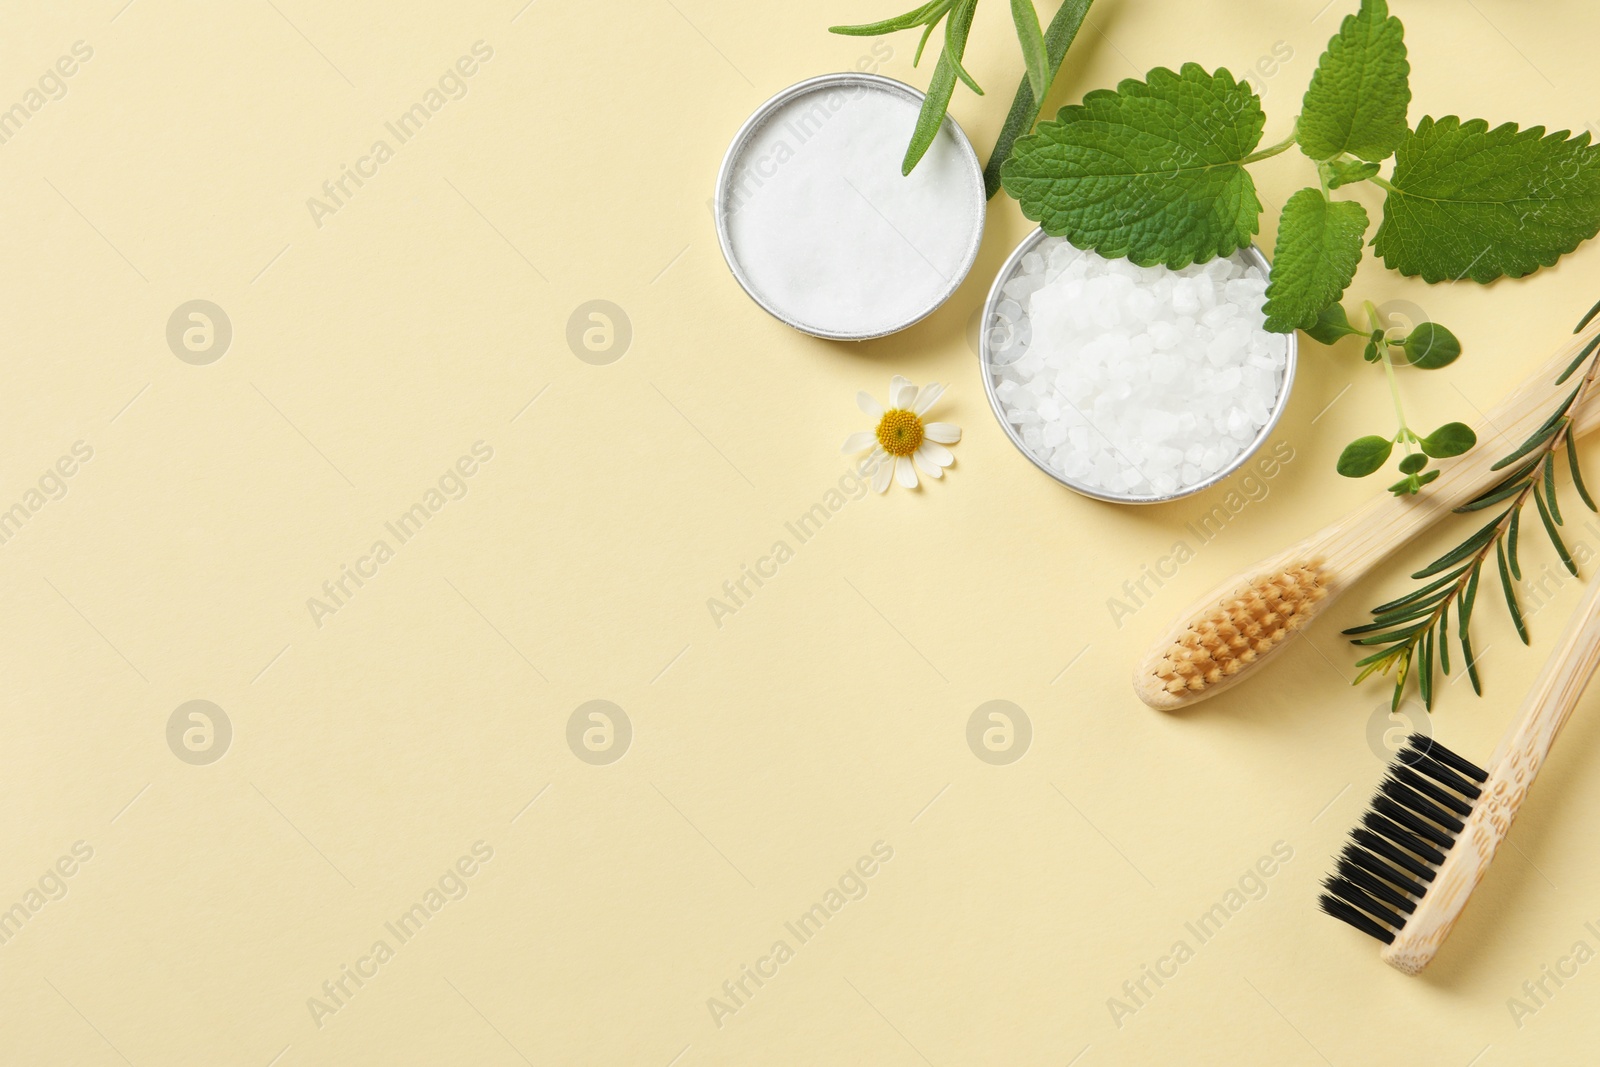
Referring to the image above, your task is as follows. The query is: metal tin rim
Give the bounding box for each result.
[977,228,1298,505]
[714,72,987,342]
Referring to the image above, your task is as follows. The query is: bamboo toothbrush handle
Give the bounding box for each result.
[1134,322,1600,711]
[1381,571,1600,975]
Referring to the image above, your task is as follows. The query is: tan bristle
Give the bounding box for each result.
[1151,562,1329,694]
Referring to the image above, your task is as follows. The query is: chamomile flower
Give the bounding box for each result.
[841,375,961,492]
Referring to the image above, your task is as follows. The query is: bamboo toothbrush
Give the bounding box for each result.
[1319,565,1600,974]
[1133,321,1600,711]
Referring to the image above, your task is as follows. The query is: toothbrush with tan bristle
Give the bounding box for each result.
[1133,320,1600,711]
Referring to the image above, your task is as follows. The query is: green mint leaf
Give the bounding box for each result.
[1305,302,1358,345]
[1009,0,1050,101]
[1403,321,1461,368]
[1398,452,1429,475]
[1323,158,1381,188]
[1338,435,1393,477]
[1374,116,1600,282]
[1262,188,1369,333]
[1001,63,1265,268]
[1421,421,1476,458]
[1298,0,1410,162]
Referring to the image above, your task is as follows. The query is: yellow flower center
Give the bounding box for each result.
[876,409,924,457]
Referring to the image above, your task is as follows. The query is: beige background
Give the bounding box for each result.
[5,0,1600,1063]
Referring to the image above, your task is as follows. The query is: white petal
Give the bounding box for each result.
[914,382,945,414]
[914,449,943,478]
[895,454,918,488]
[841,431,876,454]
[924,422,962,444]
[918,440,954,468]
[872,455,894,493]
[891,375,917,410]
[857,391,883,418]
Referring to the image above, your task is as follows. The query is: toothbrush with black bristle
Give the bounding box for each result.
[1320,570,1600,975]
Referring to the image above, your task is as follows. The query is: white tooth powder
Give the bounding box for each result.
[986,236,1289,498]
[717,75,985,339]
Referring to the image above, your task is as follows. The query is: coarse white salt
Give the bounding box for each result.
[718,76,985,339]
[985,236,1288,498]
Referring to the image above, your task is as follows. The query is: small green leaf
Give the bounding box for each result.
[1374,116,1600,283]
[1305,302,1359,345]
[1497,539,1528,644]
[1009,0,1050,101]
[1403,322,1462,369]
[829,0,948,35]
[1298,0,1411,163]
[1388,474,1420,495]
[1263,188,1369,333]
[903,0,977,175]
[1508,505,1522,580]
[1363,338,1381,362]
[1417,469,1440,486]
[1001,64,1266,268]
[1567,431,1597,511]
[1337,435,1393,477]
[1323,158,1382,188]
[1556,332,1600,385]
[982,0,1095,199]
[1420,421,1476,458]
[1398,452,1428,474]
[943,0,984,94]
[1544,452,1563,525]
[1535,484,1577,575]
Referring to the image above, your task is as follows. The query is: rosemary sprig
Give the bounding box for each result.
[1345,299,1600,711]
[831,0,1094,181]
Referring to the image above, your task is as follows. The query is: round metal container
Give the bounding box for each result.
[713,72,986,341]
[978,228,1297,504]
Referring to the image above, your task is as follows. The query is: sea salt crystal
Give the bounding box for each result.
[985,237,1287,497]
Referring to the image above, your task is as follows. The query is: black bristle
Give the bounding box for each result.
[1323,734,1487,946]
[1379,777,1466,835]
[1403,751,1484,801]
[1342,844,1426,897]
[1335,857,1417,913]
[1373,795,1457,849]
[1405,734,1489,784]
[1393,764,1474,817]
[1323,877,1408,930]
[1363,812,1452,870]
[1351,827,1436,882]
[1320,894,1398,944]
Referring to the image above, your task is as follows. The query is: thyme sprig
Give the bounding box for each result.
[1344,300,1600,711]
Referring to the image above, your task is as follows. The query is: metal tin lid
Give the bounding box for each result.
[715,73,986,341]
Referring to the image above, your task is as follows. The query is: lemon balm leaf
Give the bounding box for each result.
[1263,188,1369,333]
[1001,64,1266,268]
[1374,116,1600,283]
[1298,0,1410,163]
